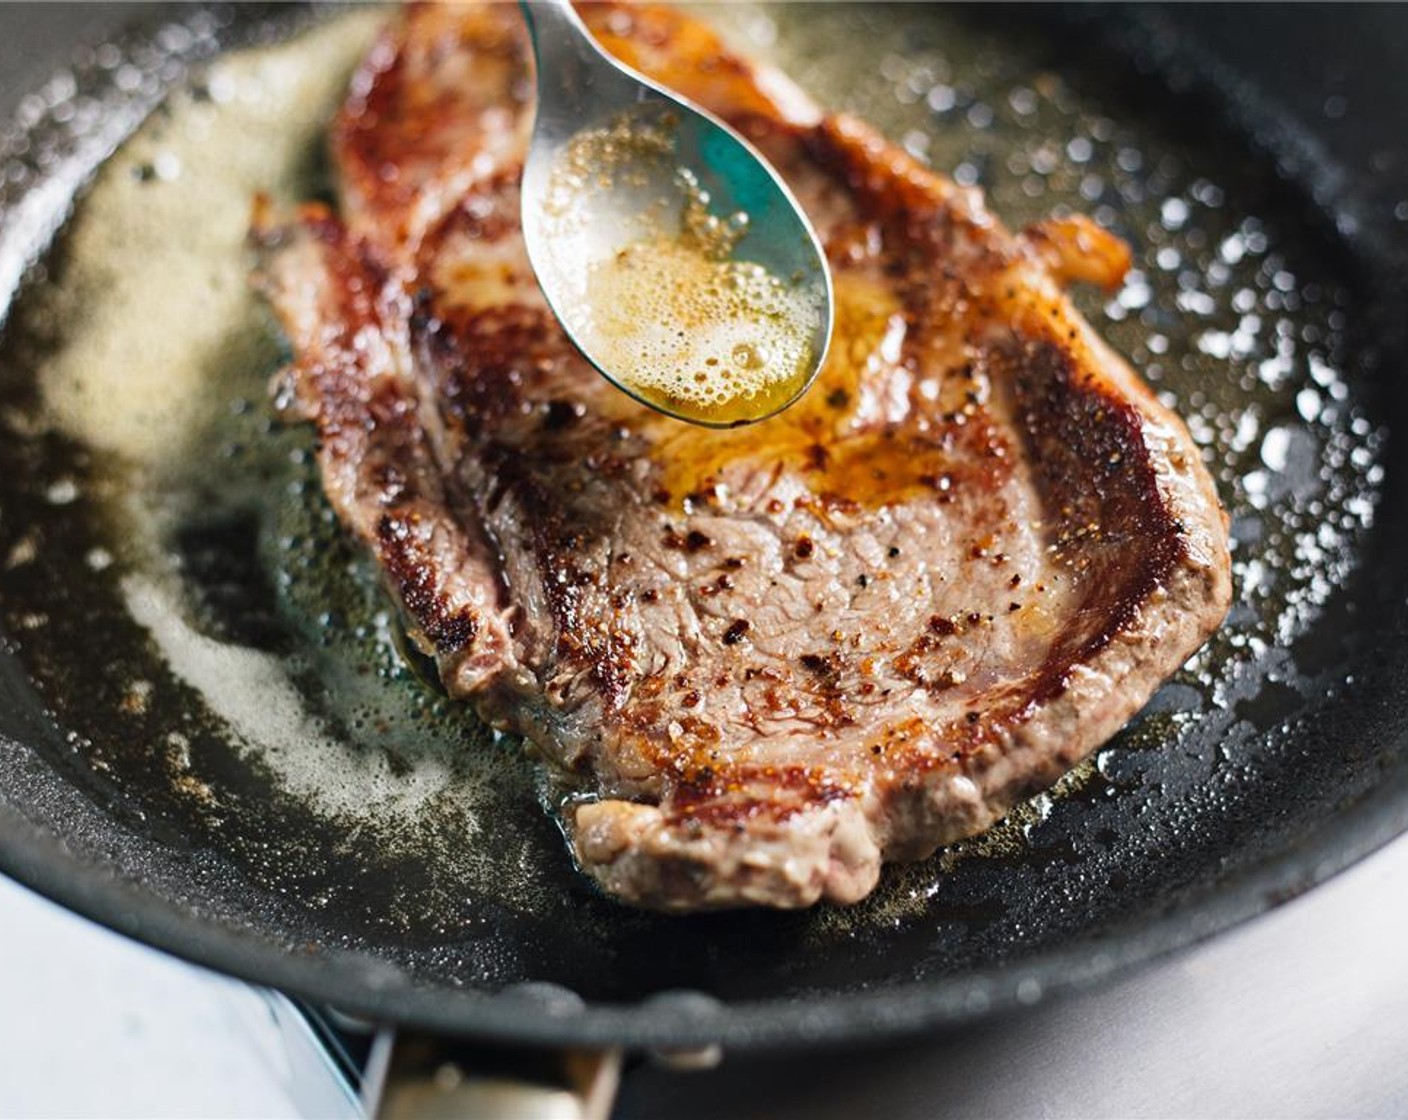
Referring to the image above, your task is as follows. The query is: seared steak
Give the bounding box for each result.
[256,2,1232,910]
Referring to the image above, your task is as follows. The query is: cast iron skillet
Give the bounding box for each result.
[0,2,1406,1054]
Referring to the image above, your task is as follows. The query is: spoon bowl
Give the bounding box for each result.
[518,0,833,427]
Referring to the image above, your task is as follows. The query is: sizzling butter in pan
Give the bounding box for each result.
[0,3,1404,1047]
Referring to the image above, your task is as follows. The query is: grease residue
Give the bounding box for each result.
[33,9,384,468]
[124,573,477,825]
[0,3,1390,952]
[2,10,547,914]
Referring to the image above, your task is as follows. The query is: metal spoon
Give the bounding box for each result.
[518,0,833,427]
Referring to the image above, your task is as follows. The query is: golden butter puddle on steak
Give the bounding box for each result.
[646,271,974,510]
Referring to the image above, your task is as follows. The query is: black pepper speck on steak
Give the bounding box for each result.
[254,2,1232,910]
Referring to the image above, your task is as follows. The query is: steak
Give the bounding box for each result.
[255,1,1232,910]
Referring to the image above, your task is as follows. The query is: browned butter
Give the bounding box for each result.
[543,121,822,426]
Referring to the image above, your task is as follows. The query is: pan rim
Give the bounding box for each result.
[1,736,1406,1050]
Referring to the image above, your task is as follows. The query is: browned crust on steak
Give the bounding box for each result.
[256,1,1232,910]
[252,205,522,694]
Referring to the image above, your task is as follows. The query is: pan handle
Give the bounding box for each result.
[363,1028,622,1120]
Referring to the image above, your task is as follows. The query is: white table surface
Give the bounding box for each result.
[2,830,1407,1119]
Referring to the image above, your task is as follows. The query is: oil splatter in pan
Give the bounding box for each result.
[0,8,559,940]
[711,3,1387,942]
[0,2,1393,988]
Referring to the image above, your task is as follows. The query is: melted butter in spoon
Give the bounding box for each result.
[538,114,826,427]
[580,172,819,425]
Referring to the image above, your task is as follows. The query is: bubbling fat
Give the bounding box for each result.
[544,116,822,426]
[581,237,817,424]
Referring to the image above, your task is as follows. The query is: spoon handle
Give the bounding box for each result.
[518,0,619,103]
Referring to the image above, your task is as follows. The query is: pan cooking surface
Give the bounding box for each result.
[0,4,1405,1045]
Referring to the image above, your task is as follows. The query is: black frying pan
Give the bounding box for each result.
[0,1,1406,1061]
